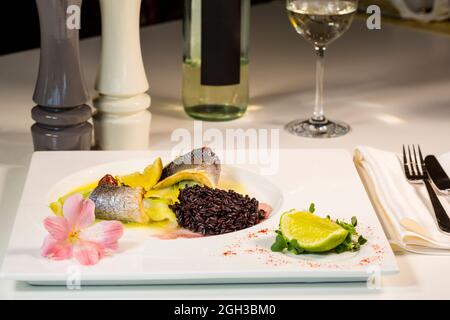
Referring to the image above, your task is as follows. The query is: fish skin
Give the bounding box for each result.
[160,147,221,185]
[89,185,148,223]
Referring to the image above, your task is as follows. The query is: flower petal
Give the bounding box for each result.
[79,221,124,253]
[41,236,72,260]
[63,194,95,230]
[62,194,84,227]
[73,241,104,266]
[77,198,96,229]
[43,216,70,240]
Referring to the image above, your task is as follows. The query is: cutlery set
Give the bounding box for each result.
[402,145,450,233]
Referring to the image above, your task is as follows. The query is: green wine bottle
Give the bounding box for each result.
[182,0,250,121]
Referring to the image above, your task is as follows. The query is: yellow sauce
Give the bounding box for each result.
[49,181,98,216]
[57,181,98,203]
[50,179,248,229]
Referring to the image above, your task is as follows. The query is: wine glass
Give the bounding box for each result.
[285,0,358,138]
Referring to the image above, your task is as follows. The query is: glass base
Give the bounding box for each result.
[184,104,246,122]
[285,118,350,138]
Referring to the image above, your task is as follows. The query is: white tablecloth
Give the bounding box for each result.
[0,3,450,299]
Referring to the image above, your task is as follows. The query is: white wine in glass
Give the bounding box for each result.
[285,0,358,138]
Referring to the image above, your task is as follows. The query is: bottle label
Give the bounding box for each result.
[201,0,241,86]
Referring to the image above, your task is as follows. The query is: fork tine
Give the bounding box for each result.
[417,145,426,174]
[408,145,415,176]
[412,145,422,176]
[402,145,411,178]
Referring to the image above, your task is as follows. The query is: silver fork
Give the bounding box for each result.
[402,145,450,233]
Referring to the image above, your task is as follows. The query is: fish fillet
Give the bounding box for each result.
[89,185,148,223]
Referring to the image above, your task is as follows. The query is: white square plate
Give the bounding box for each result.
[0,149,398,285]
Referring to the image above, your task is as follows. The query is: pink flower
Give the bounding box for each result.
[41,194,124,266]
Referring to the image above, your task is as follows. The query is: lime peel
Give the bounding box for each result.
[271,204,367,254]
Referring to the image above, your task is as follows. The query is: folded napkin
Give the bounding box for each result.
[354,146,450,255]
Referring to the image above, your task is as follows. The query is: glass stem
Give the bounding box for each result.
[312,46,326,123]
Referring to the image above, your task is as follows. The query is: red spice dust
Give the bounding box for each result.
[358,252,382,266]
[359,258,372,266]
[371,244,383,254]
[246,228,272,239]
[244,247,268,254]
[221,223,386,270]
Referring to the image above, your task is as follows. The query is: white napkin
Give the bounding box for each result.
[354,146,450,255]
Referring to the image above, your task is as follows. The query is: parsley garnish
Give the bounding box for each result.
[334,217,367,253]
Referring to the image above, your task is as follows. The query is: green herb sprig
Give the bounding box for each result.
[330,216,367,254]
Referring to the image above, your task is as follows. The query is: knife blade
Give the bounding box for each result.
[425,155,450,192]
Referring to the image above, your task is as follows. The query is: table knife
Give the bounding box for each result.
[425,155,450,192]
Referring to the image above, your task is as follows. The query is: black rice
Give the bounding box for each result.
[170,185,266,236]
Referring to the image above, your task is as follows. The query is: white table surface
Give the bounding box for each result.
[0,2,450,299]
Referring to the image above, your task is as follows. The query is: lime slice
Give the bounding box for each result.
[280,210,348,253]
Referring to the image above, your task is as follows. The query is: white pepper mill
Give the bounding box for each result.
[94,0,151,150]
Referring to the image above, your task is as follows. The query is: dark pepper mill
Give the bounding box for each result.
[31,0,92,151]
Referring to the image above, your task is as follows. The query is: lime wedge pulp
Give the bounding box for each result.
[280,210,348,253]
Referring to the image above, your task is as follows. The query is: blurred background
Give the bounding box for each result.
[1,0,449,56]
[0,0,271,55]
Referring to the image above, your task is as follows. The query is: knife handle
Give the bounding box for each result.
[424,179,450,233]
